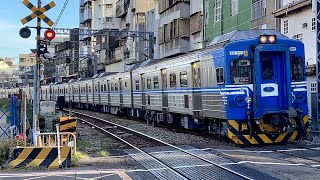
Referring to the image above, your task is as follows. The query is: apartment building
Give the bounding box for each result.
[79,0,93,77]
[157,0,203,58]
[93,0,121,73]
[0,58,19,88]
[111,0,156,72]
[18,54,44,86]
[204,0,280,44]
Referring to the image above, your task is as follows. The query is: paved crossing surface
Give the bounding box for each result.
[0,169,158,180]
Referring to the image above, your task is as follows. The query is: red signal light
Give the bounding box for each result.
[44,29,56,41]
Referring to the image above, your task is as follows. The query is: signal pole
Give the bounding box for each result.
[32,0,42,146]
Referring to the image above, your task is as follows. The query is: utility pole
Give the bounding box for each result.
[32,0,42,146]
[316,0,320,141]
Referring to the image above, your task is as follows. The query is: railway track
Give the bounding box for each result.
[72,111,253,180]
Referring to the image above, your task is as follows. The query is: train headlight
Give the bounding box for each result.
[245,97,252,104]
[268,35,276,43]
[260,36,267,43]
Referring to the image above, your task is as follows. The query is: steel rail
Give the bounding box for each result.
[78,118,188,180]
[73,111,252,180]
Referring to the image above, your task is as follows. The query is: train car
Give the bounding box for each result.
[131,30,308,145]
[37,29,308,145]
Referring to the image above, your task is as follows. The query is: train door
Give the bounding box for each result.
[86,84,89,103]
[192,62,202,114]
[255,50,291,117]
[141,74,146,107]
[97,81,101,103]
[107,80,111,104]
[161,69,168,110]
[119,78,123,106]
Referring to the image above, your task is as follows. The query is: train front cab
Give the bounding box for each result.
[225,34,308,145]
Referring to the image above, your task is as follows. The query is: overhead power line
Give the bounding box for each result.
[53,0,70,28]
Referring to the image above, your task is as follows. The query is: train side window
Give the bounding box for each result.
[135,80,140,90]
[262,58,274,80]
[180,71,188,87]
[290,55,304,82]
[154,76,159,89]
[216,68,224,84]
[111,83,114,91]
[101,85,103,92]
[105,84,107,92]
[230,59,252,84]
[89,87,91,93]
[170,73,176,88]
[147,78,152,89]
[115,83,118,91]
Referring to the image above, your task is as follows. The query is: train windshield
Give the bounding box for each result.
[290,55,304,82]
[230,59,252,84]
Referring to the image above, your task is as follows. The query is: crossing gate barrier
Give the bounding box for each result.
[9,147,71,169]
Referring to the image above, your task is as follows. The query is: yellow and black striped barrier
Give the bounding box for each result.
[21,0,56,27]
[227,116,309,145]
[59,116,77,134]
[9,147,71,169]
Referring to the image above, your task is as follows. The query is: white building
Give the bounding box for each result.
[79,0,93,77]
[275,0,315,65]
[92,0,121,73]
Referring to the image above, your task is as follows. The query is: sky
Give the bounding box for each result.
[0,0,79,61]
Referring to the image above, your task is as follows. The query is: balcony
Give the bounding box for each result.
[83,0,91,5]
[94,42,108,51]
[115,46,125,61]
[84,8,92,21]
[161,38,189,58]
[116,0,129,18]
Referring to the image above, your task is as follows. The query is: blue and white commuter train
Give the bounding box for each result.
[1,30,309,145]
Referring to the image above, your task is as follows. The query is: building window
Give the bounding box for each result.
[147,78,151,89]
[283,19,289,34]
[312,17,316,31]
[180,72,188,87]
[153,76,159,89]
[251,0,266,20]
[106,17,112,22]
[170,73,176,88]
[231,0,238,16]
[214,0,222,22]
[216,68,224,84]
[311,82,317,93]
[106,4,112,8]
[292,33,303,41]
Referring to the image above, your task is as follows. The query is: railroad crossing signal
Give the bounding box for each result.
[20,0,56,27]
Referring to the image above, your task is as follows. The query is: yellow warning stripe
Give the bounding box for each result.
[26,148,51,167]
[49,147,71,169]
[60,121,77,131]
[9,147,71,169]
[9,148,34,167]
